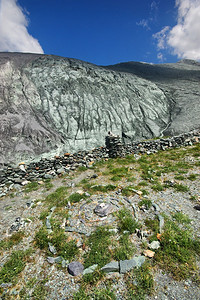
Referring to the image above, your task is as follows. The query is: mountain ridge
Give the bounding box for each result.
[0,53,199,164]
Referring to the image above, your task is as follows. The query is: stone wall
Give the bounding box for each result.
[105,129,200,158]
[0,129,200,197]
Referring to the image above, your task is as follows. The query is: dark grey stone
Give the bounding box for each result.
[94,203,113,217]
[194,205,200,211]
[68,261,84,276]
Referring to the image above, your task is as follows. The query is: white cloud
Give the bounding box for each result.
[153,0,200,60]
[136,1,159,31]
[0,0,44,53]
[136,19,150,30]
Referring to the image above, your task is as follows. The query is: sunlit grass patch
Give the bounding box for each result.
[0,231,25,250]
[145,214,200,281]
[24,181,39,193]
[84,226,113,268]
[0,249,32,284]
[45,186,69,206]
[125,262,154,299]
[113,233,135,261]
[116,208,139,234]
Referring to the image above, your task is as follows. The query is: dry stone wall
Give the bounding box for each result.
[0,129,200,197]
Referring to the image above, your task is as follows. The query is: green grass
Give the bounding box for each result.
[116,208,139,234]
[35,226,49,250]
[187,174,198,181]
[45,186,69,206]
[73,285,116,299]
[35,227,79,261]
[173,183,189,192]
[174,175,185,180]
[84,226,113,268]
[90,184,117,193]
[138,199,152,210]
[172,212,191,224]
[44,179,54,190]
[50,229,79,261]
[68,192,89,203]
[121,185,138,196]
[24,182,39,193]
[151,183,165,191]
[0,231,24,250]
[125,262,154,299]
[150,215,200,280]
[0,249,32,284]
[113,233,135,261]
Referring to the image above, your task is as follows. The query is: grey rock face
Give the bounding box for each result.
[0,53,171,164]
[106,59,200,136]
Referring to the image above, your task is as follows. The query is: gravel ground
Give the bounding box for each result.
[0,147,200,299]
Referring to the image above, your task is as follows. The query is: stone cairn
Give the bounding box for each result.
[105,133,124,158]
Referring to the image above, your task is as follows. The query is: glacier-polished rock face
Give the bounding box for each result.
[0,53,171,164]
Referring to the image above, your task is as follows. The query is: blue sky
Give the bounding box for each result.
[0,0,200,65]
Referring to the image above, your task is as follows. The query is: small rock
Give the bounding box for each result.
[152,203,160,212]
[100,261,119,273]
[83,264,98,275]
[119,256,146,274]
[143,250,155,258]
[94,203,113,217]
[62,259,68,268]
[47,257,55,264]
[48,242,57,255]
[21,180,30,186]
[68,261,84,276]
[149,241,160,250]
[55,256,63,263]
[194,205,200,211]
[158,214,164,233]
[91,174,98,179]
[57,167,65,174]
[84,192,90,197]
[46,217,52,230]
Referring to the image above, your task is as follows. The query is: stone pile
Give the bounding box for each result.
[0,129,199,198]
[105,135,124,158]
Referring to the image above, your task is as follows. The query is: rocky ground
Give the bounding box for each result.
[0,143,200,299]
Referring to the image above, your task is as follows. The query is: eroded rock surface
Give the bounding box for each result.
[0,53,199,164]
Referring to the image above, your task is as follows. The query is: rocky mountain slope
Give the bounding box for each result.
[106,59,200,136]
[0,53,199,165]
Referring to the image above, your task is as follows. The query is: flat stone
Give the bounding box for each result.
[54,256,63,263]
[94,203,113,217]
[143,250,155,258]
[68,261,84,276]
[158,214,164,233]
[100,261,119,273]
[149,241,160,250]
[47,257,55,264]
[48,242,57,255]
[119,256,146,274]
[46,218,52,230]
[83,264,98,275]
